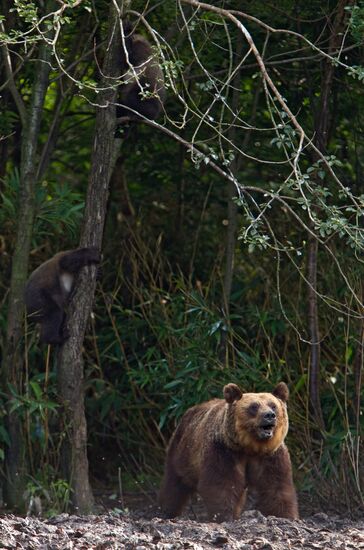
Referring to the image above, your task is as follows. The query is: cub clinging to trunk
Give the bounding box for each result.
[25,247,100,345]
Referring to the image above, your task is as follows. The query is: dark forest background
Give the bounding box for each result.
[0,0,363,515]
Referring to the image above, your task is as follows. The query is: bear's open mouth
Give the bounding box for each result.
[258,422,275,439]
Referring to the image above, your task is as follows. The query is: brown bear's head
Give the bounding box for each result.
[223,382,289,454]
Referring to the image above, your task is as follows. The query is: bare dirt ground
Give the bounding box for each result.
[0,501,363,550]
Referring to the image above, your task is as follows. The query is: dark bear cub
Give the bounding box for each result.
[159,381,298,522]
[25,247,100,345]
[117,20,166,121]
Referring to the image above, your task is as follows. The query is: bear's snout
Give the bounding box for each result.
[258,409,277,439]
[263,410,276,422]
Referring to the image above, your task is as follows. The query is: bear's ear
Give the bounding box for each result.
[272,382,289,402]
[223,383,242,404]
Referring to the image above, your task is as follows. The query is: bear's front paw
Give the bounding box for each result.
[86,247,101,264]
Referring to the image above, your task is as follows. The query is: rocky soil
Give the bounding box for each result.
[0,510,363,549]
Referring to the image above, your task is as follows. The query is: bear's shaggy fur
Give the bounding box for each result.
[159,382,298,522]
[117,21,166,121]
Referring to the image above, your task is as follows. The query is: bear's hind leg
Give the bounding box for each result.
[159,467,193,518]
[40,307,66,345]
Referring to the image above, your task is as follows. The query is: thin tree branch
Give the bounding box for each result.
[0,21,27,125]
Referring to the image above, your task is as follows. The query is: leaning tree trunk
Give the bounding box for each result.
[56,0,124,513]
[1,34,54,510]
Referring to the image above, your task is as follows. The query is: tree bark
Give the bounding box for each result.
[308,0,353,428]
[307,234,323,427]
[2,33,54,510]
[56,0,123,513]
[353,290,364,435]
[219,34,245,367]
[220,33,261,363]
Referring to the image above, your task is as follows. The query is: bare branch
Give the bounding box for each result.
[0,22,27,126]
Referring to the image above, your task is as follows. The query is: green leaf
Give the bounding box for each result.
[29,381,43,400]
[164,380,183,390]
[0,426,10,447]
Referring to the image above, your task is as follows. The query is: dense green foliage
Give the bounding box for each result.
[0,0,363,514]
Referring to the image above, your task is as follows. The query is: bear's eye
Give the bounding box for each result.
[247,402,260,416]
[268,401,277,410]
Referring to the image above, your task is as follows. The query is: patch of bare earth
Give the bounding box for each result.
[0,511,363,549]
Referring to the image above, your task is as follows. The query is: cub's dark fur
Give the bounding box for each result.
[25,247,100,345]
[117,21,166,121]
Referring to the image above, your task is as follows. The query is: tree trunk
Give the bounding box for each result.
[307,234,323,427]
[222,34,244,315]
[219,34,244,365]
[56,0,123,513]
[2,34,54,510]
[307,0,353,428]
[353,291,364,436]
[220,33,261,363]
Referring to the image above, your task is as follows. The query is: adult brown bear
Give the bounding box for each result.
[159,381,298,522]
